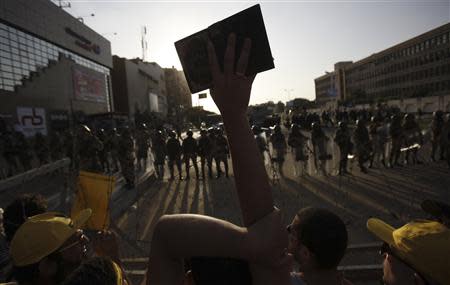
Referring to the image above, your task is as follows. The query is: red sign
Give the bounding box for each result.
[72,67,106,103]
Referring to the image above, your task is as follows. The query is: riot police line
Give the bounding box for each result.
[254,109,450,179]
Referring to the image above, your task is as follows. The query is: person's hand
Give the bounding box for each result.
[92,230,120,261]
[245,209,292,269]
[207,33,256,117]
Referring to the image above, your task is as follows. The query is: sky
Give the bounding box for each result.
[64,0,450,114]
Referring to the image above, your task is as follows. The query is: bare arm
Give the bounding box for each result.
[207,34,273,226]
[207,33,292,284]
[146,210,287,285]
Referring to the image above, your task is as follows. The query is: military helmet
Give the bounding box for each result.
[187,130,193,137]
[404,113,415,122]
[338,121,347,129]
[290,123,299,133]
[141,123,147,129]
[252,125,261,134]
[200,129,207,135]
[80,124,91,133]
[169,131,176,138]
[311,122,320,130]
[356,119,365,128]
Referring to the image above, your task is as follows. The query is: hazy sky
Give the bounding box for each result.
[66,0,450,113]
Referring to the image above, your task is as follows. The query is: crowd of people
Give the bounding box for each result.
[0,34,449,285]
[257,109,450,178]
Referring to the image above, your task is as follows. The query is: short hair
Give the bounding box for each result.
[62,257,118,285]
[3,194,48,242]
[189,257,252,285]
[294,207,348,269]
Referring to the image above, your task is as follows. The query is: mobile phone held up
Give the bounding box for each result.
[175,4,274,94]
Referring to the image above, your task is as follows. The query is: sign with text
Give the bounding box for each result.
[16,107,47,137]
[149,93,159,113]
[198,93,207,99]
[72,66,107,103]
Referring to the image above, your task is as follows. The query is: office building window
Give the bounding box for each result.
[0,22,110,95]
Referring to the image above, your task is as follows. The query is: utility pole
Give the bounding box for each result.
[141,26,148,61]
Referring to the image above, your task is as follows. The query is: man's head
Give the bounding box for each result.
[62,257,127,285]
[367,218,450,285]
[3,194,48,242]
[287,207,348,271]
[11,209,92,284]
[421,200,450,227]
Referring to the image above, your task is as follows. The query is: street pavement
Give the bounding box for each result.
[113,131,449,284]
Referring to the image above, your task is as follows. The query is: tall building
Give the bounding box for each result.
[315,22,450,111]
[164,67,192,118]
[111,56,167,120]
[0,0,112,135]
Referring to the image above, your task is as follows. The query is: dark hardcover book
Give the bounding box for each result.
[175,4,275,94]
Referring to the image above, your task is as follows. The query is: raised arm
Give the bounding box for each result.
[207,34,273,226]
[207,33,291,285]
[146,210,287,285]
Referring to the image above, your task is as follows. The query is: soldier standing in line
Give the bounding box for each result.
[270,124,287,177]
[15,131,32,171]
[2,131,19,176]
[182,130,199,180]
[109,128,121,172]
[34,132,50,167]
[252,125,268,164]
[62,129,77,171]
[430,111,445,162]
[288,123,309,176]
[49,131,64,162]
[96,129,110,173]
[152,130,167,180]
[214,128,230,178]
[403,114,423,165]
[311,122,329,174]
[78,125,103,172]
[136,124,151,172]
[353,119,371,173]
[389,114,404,168]
[368,117,384,168]
[118,127,135,188]
[334,121,352,175]
[442,114,450,168]
[197,129,213,179]
[166,131,183,180]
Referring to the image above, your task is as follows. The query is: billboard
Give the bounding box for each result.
[72,66,107,103]
[149,93,159,113]
[16,107,47,137]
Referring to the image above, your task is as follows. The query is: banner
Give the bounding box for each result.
[72,66,106,103]
[198,93,207,99]
[16,107,47,137]
[149,92,159,112]
[71,171,115,230]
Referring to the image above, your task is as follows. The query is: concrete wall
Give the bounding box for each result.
[0,0,111,68]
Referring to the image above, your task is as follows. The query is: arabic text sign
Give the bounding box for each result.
[73,67,106,103]
[17,107,47,137]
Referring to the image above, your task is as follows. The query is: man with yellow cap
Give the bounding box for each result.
[367,218,450,285]
[9,209,92,285]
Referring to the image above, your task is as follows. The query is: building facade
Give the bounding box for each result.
[164,67,192,119]
[315,22,450,111]
[111,56,168,120]
[0,0,112,135]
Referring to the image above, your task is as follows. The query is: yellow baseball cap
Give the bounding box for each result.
[10,209,92,267]
[367,218,450,285]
